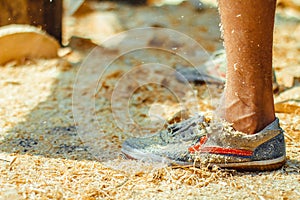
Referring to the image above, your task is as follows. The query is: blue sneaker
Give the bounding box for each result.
[121,116,286,171]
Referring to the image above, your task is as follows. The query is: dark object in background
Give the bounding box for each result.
[109,0,147,5]
[0,0,62,44]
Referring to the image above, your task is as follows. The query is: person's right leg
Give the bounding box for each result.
[217,0,276,134]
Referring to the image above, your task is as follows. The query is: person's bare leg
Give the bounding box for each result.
[217,0,276,134]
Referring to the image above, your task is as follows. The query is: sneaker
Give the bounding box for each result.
[175,49,280,93]
[121,116,286,171]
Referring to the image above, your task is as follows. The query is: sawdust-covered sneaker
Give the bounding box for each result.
[121,116,286,171]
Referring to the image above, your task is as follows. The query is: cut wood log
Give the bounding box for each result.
[0,24,59,65]
[0,0,62,44]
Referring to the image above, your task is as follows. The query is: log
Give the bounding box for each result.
[0,24,60,65]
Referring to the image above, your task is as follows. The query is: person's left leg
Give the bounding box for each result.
[121,0,286,170]
[216,0,276,134]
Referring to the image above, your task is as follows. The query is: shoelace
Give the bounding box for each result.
[166,114,205,140]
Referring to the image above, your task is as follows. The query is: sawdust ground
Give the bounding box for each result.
[0,1,299,199]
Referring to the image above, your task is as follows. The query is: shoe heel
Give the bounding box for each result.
[253,132,286,162]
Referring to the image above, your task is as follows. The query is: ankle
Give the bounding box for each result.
[216,94,275,134]
[225,114,275,134]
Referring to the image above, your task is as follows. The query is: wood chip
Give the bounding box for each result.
[0,24,59,65]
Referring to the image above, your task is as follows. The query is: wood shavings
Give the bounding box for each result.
[0,1,299,199]
[0,153,17,166]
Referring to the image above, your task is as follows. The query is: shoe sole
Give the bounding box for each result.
[121,145,286,171]
[208,155,286,171]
